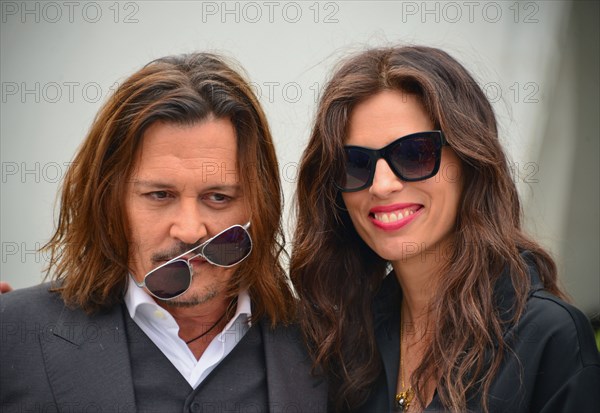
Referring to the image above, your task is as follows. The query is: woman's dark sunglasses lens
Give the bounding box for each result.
[145,260,191,299]
[390,136,439,180]
[203,226,251,266]
[342,149,373,190]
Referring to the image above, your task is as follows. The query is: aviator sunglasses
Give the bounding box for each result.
[335,130,447,192]
[132,223,252,300]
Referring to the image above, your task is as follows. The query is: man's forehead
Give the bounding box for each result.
[134,119,238,157]
[130,179,241,192]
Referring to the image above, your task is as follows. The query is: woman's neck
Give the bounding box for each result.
[391,245,448,328]
[393,251,443,411]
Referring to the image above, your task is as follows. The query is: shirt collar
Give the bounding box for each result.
[125,275,159,320]
[226,288,252,329]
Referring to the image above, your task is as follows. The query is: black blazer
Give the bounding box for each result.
[358,263,600,412]
[0,283,328,412]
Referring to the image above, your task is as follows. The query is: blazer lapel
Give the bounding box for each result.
[40,303,136,412]
[261,320,328,413]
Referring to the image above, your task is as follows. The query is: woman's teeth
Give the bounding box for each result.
[374,209,415,223]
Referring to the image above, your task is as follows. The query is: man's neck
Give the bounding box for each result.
[158,296,235,359]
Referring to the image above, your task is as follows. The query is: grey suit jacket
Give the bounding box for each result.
[0,283,327,412]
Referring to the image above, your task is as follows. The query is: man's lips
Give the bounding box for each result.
[368,203,423,230]
[188,257,207,265]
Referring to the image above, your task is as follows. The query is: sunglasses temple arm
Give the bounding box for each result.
[129,273,146,288]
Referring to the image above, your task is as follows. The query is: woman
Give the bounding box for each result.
[291,45,600,412]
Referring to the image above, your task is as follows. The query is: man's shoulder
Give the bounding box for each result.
[259,319,328,402]
[259,320,308,351]
[259,319,321,375]
[260,319,303,339]
[0,283,69,355]
[0,282,65,320]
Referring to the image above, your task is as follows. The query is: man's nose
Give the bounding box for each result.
[169,200,208,245]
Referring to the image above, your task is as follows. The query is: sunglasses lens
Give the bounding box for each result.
[389,135,440,180]
[203,226,252,266]
[145,260,191,299]
[340,148,373,191]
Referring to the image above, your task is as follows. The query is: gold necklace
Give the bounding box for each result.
[395,313,415,412]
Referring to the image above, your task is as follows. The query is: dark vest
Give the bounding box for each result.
[124,307,268,412]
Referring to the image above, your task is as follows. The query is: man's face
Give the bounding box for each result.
[125,118,248,307]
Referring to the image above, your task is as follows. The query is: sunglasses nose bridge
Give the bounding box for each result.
[364,148,387,187]
[175,258,194,283]
[381,146,407,182]
[369,156,405,196]
[186,250,206,263]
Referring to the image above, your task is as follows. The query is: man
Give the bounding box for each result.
[0,53,326,412]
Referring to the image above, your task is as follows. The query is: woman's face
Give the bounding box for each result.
[341,90,463,264]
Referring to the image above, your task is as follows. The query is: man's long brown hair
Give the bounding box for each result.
[44,53,295,324]
[291,46,564,411]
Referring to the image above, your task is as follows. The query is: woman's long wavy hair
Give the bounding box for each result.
[44,52,295,324]
[291,46,564,411]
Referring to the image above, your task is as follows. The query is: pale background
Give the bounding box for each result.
[1,1,598,316]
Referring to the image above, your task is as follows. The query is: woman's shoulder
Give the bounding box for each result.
[525,289,591,333]
[519,288,599,367]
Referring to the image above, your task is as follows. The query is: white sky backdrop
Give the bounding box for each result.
[2,1,597,313]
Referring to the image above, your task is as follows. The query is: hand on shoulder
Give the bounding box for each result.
[0,282,13,294]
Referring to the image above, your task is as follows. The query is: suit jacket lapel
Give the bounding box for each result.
[261,319,328,412]
[40,303,136,412]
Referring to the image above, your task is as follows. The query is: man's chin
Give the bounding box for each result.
[160,290,218,308]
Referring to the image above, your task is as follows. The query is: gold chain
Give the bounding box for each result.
[395,312,415,411]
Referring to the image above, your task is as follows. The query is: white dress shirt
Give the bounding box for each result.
[124,276,251,388]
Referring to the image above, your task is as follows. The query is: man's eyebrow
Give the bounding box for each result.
[204,184,242,193]
[131,180,242,193]
[130,180,177,190]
